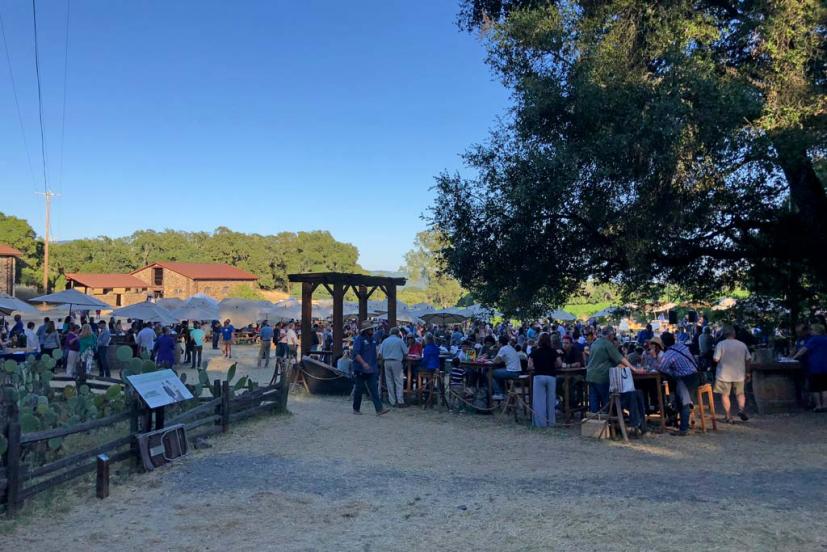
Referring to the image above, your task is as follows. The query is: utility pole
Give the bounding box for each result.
[36,190,56,293]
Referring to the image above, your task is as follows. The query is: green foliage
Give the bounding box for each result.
[227,284,266,301]
[0,211,42,286]
[48,227,362,293]
[398,230,466,308]
[116,345,134,362]
[439,1,827,316]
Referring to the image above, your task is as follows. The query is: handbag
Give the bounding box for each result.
[609,366,635,393]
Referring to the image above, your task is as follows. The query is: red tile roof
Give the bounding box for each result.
[66,273,150,289]
[134,262,258,281]
[0,244,22,257]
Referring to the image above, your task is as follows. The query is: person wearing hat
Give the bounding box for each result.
[351,320,390,416]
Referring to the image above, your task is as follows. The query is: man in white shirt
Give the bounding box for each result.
[279,322,299,360]
[713,326,752,422]
[135,323,156,357]
[24,322,40,356]
[492,335,522,400]
[379,327,409,407]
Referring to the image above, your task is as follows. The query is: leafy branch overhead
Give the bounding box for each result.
[435,0,827,316]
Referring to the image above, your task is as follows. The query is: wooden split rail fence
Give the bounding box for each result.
[1,372,289,516]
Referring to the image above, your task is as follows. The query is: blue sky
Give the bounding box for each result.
[0,0,509,271]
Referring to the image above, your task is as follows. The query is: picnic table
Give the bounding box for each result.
[235,333,259,345]
[0,348,28,362]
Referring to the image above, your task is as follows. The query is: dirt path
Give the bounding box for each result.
[5,347,827,551]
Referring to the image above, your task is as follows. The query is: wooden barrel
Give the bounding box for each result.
[751,361,804,414]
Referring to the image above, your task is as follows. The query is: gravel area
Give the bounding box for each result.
[5,346,827,551]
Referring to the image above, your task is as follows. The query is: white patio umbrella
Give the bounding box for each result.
[110,302,178,325]
[548,308,577,321]
[269,300,302,322]
[219,298,274,327]
[0,293,39,314]
[172,304,219,322]
[377,305,422,324]
[420,309,468,326]
[592,306,622,319]
[29,288,112,312]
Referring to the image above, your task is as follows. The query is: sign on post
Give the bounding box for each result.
[127,369,193,409]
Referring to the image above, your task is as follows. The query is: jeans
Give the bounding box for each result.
[532,375,557,427]
[621,390,646,429]
[352,371,384,413]
[588,382,610,413]
[191,345,203,369]
[492,368,520,396]
[383,359,405,406]
[97,346,110,378]
[258,342,271,366]
[212,331,220,349]
[672,375,697,432]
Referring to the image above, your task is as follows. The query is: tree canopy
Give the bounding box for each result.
[0,214,363,294]
[434,0,826,316]
[398,230,465,308]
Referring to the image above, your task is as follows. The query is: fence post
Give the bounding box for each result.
[6,419,21,516]
[221,380,230,432]
[213,379,221,428]
[96,454,110,499]
[277,362,290,412]
[129,395,141,468]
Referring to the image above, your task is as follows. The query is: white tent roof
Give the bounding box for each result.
[0,293,39,314]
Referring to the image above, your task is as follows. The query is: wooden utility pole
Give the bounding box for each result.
[37,190,55,293]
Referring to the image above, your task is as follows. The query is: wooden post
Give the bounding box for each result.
[358,285,368,324]
[300,282,314,358]
[386,284,397,329]
[155,406,165,431]
[213,379,222,427]
[332,283,344,362]
[5,420,21,515]
[96,454,110,499]
[129,395,141,467]
[221,380,230,432]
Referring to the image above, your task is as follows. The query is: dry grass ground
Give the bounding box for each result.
[4,345,827,551]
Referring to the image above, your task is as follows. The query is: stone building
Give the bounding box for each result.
[65,273,151,307]
[130,261,258,300]
[0,244,22,296]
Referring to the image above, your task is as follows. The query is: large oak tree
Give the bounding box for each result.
[435,0,826,315]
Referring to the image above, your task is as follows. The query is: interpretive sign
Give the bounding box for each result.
[127,369,193,408]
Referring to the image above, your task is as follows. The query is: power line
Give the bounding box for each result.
[57,0,70,192]
[31,0,48,192]
[0,7,38,190]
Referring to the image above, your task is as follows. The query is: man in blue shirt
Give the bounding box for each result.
[258,321,274,368]
[636,324,654,346]
[221,319,235,359]
[351,320,390,416]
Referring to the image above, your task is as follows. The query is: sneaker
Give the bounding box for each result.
[352,410,362,415]
[671,430,688,437]
[377,409,391,416]
[738,411,749,422]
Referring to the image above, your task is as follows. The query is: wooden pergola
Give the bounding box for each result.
[287,272,407,362]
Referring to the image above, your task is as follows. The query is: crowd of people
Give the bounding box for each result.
[3,306,826,431]
[329,313,827,433]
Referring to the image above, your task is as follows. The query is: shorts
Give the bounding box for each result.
[714,379,745,396]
